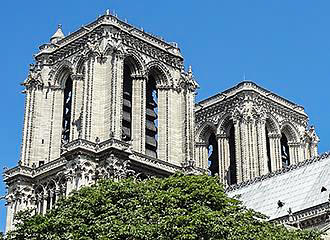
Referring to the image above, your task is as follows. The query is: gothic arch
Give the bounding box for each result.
[123,49,145,75]
[265,114,280,134]
[73,56,87,75]
[280,121,299,143]
[34,184,45,195]
[45,179,57,191]
[145,61,172,87]
[52,61,74,88]
[196,121,217,143]
[217,113,233,136]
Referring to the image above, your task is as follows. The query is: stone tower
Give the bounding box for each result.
[195,81,319,185]
[3,12,321,234]
[4,11,198,232]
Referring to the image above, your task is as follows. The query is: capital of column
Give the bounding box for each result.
[288,142,300,147]
[131,73,147,81]
[268,133,281,139]
[195,142,207,147]
[216,133,227,139]
[71,74,84,81]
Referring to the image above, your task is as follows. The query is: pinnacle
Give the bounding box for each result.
[50,24,65,44]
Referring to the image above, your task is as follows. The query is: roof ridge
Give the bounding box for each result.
[226,151,330,192]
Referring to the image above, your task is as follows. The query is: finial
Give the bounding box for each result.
[188,65,192,74]
[180,65,185,73]
[106,9,110,15]
[50,23,65,44]
[243,72,246,81]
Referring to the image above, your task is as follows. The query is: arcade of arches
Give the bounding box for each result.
[195,112,318,185]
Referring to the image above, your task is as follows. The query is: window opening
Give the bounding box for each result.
[265,128,272,172]
[280,133,290,167]
[208,132,219,176]
[122,64,133,141]
[228,122,237,185]
[61,76,73,144]
[145,75,158,158]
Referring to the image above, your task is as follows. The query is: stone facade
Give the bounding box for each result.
[3,10,327,235]
[195,81,319,185]
[4,12,198,233]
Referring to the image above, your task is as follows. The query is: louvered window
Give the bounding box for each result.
[122,65,132,141]
[62,76,73,144]
[145,76,158,158]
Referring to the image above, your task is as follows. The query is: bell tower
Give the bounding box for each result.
[195,81,319,185]
[4,11,199,233]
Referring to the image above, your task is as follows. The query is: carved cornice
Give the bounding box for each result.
[197,81,306,116]
[4,138,185,184]
[35,14,183,69]
[196,89,307,127]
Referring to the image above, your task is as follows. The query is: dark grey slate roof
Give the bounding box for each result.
[227,152,330,220]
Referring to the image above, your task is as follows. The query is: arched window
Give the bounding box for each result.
[122,63,133,141]
[280,133,290,167]
[228,122,237,185]
[208,132,219,176]
[265,127,272,172]
[145,75,158,158]
[62,76,73,144]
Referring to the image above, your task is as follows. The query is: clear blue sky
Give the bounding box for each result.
[1,0,329,232]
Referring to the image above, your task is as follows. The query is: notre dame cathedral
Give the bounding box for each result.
[4,10,330,236]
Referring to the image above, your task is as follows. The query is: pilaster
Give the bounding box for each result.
[131,74,147,153]
[217,134,229,183]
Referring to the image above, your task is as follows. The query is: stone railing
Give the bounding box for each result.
[3,165,33,180]
[131,152,182,174]
[273,201,330,229]
[63,138,130,154]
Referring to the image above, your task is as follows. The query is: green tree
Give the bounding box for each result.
[6,174,321,240]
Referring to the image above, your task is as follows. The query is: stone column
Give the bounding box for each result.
[157,88,169,161]
[241,120,250,181]
[256,119,268,175]
[81,60,89,140]
[5,201,13,233]
[71,74,84,141]
[42,195,47,214]
[131,74,147,153]
[112,53,125,139]
[195,142,208,169]
[217,134,229,183]
[49,191,54,210]
[311,142,318,158]
[233,118,243,183]
[288,143,300,164]
[20,88,32,166]
[66,177,73,196]
[268,134,281,171]
[184,90,196,165]
[251,120,259,178]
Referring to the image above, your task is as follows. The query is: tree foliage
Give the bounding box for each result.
[6,174,321,240]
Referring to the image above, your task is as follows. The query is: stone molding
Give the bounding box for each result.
[196,81,306,117]
[3,138,186,183]
[35,14,183,70]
